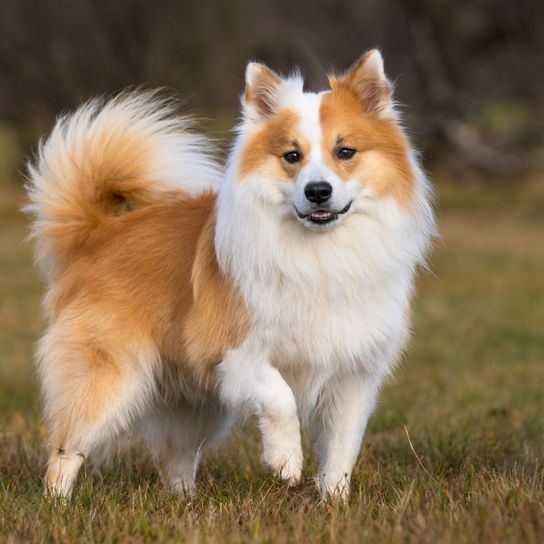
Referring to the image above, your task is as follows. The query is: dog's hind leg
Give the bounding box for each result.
[39,321,158,499]
[45,448,86,499]
[143,398,232,497]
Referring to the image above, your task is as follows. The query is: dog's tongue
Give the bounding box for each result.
[310,210,333,220]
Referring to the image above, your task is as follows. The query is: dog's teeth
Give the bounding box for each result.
[311,211,332,219]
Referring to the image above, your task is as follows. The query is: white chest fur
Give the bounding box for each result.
[246,249,412,374]
[215,183,429,382]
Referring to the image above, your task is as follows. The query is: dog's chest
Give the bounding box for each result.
[248,269,411,374]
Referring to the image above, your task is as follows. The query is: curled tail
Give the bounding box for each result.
[25,91,221,279]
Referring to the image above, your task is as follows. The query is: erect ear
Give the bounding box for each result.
[243,62,284,122]
[336,49,393,117]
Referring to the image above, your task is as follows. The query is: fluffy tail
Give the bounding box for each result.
[25,91,221,279]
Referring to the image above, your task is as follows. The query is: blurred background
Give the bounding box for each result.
[0,0,543,181]
[1,2,544,540]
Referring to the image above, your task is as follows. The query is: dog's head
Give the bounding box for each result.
[232,50,418,231]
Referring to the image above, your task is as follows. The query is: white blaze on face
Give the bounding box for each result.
[280,91,361,227]
[236,52,419,230]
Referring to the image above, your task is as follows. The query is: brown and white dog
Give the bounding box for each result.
[26,50,435,500]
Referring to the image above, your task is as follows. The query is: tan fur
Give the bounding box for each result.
[320,84,416,207]
[240,65,416,206]
[183,211,250,375]
[338,51,392,115]
[238,109,309,180]
[37,191,248,497]
[46,129,158,268]
[25,94,248,496]
[48,192,248,391]
[25,93,212,281]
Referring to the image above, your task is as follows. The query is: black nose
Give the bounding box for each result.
[304,181,332,204]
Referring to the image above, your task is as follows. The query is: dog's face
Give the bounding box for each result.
[236,50,416,231]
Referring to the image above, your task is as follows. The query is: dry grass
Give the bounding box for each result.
[1,176,543,543]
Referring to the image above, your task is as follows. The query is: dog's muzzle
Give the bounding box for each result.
[295,201,352,225]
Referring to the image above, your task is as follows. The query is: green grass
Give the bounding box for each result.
[1,177,543,543]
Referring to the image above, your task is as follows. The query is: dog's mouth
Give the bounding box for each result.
[295,201,352,225]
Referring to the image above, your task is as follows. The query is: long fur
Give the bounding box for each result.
[26,51,435,501]
[25,91,220,280]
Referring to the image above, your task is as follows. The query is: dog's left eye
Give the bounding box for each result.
[336,147,356,160]
[283,150,302,164]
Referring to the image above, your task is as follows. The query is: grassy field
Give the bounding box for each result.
[1,175,543,543]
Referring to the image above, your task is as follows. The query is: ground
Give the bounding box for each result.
[1,176,543,543]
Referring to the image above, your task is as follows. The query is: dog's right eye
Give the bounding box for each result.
[283,151,302,164]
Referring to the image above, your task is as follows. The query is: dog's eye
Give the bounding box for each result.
[283,150,302,164]
[336,147,356,160]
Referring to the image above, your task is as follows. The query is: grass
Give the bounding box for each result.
[1,175,543,543]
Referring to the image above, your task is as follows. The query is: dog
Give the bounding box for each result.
[25,50,435,500]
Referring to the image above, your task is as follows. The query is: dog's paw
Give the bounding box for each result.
[169,478,197,499]
[318,472,351,502]
[264,442,303,485]
[257,391,303,485]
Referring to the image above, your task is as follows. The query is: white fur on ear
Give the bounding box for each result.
[339,49,393,117]
[362,49,386,80]
[243,62,284,122]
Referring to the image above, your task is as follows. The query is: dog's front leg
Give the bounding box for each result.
[217,339,302,484]
[313,374,380,501]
